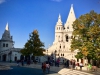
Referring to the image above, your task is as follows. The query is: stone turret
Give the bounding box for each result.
[1,22,12,41]
[0,23,14,51]
[54,14,64,43]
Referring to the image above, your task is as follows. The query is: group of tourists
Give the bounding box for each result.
[63,59,84,70]
[55,58,60,67]
[63,59,98,72]
[16,59,32,66]
[41,61,50,74]
[63,59,76,69]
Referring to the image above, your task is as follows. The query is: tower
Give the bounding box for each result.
[54,14,64,43]
[64,4,76,32]
[0,23,14,51]
[46,4,77,61]
[63,4,76,52]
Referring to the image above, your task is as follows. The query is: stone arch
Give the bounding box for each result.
[61,54,62,56]
[65,34,68,42]
[2,54,6,61]
[20,55,24,60]
[14,56,17,61]
[57,27,58,30]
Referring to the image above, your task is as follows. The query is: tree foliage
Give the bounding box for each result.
[71,10,100,60]
[20,30,45,56]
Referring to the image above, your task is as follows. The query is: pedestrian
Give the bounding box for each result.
[69,60,73,70]
[46,62,50,74]
[17,60,19,66]
[87,63,92,71]
[42,62,46,74]
[22,60,24,66]
[57,58,60,67]
[75,62,79,70]
[79,62,83,71]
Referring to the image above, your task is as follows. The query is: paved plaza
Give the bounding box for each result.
[0,62,100,75]
[58,68,100,75]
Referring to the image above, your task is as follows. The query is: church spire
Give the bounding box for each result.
[56,13,63,26]
[58,14,61,23]
[5,22,9,31]
[64,4,76,31]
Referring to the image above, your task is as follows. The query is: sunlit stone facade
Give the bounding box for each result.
[47,4,78,62]
[0,23,21,61]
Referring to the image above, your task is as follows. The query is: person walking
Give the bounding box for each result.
[79,62,83,71]
[46,62,50,74]
[21,60,24,66]
[42,62,46,74]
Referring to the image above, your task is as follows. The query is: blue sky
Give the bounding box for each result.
[0,0,100,49]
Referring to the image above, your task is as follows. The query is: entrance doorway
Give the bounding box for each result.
[15,56,17,61]
[2,54,6,61]
[81,59,83,63]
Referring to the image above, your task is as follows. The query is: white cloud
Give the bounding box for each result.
[51,0,62,2]
[0,0,6,4]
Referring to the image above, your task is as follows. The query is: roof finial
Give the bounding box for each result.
[71,4,73,7]
[5,22,9,31]
[59,13,61,19]
[58,13,62,22]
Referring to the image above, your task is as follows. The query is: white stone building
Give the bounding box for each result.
[47,5,80,62]
[0,23,22,62]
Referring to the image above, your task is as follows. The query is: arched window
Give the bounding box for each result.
[61,54,62,56]
[63,54,64,56]
[67,26,69,29]
[6,44,8,47]
[59,27,60,30]
[3,43,5,47]
[60,44,61,49]
[66,35,68,42]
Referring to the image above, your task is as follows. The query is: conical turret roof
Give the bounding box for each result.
[5,22,9,31]
[1,23,12,41]
[65,4,76,30]
[56,14,63,26]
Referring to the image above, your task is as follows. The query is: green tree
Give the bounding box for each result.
[71,10,100,60]
[20,30,45,56]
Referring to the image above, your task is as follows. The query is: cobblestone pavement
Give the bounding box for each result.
[58,68,100,75]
